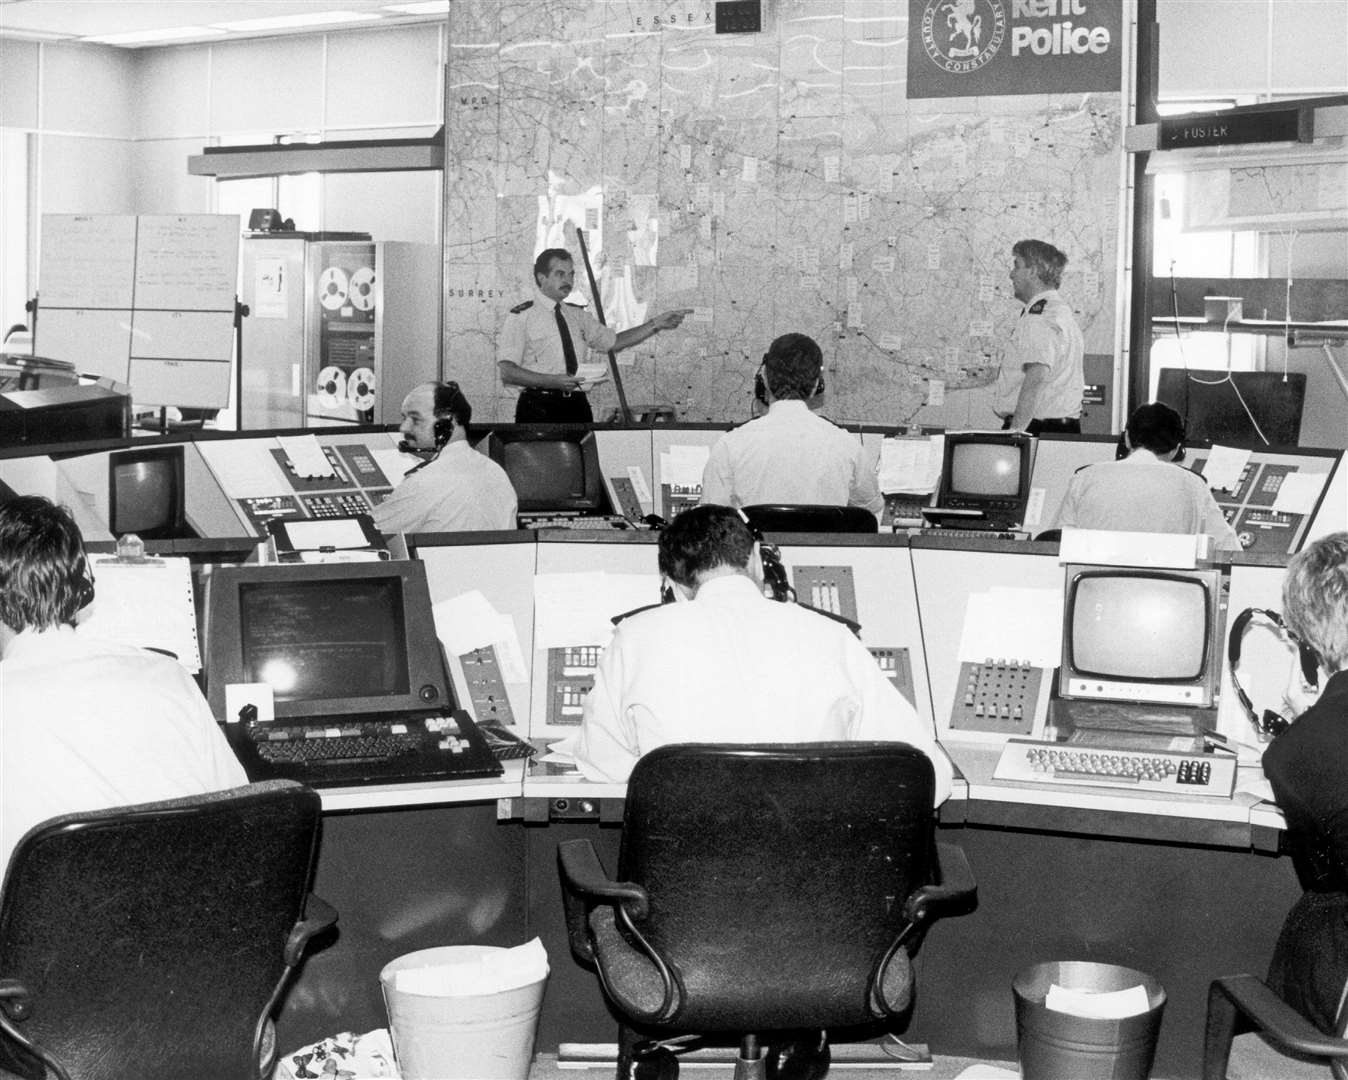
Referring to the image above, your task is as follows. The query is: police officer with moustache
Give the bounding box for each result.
[497,248,692,423]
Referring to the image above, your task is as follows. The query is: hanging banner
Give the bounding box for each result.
[907,0,1123,99]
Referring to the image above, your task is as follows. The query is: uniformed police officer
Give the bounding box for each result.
[496,247,692,423]
[967,239,1085,435]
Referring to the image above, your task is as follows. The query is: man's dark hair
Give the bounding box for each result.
[533,248,572,282]
[1012,239,1068,289]
[1125,401,1185,456]
[762,333,823,401]
[431,380,472,427]
[0,495,92,632]
[658,504,755,588]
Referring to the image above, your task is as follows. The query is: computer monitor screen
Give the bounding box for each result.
[483,427,605,513]
[108,444,190,539]
[205,560,452,722]
[1059,564,1223,709]
[935,432,1032,522]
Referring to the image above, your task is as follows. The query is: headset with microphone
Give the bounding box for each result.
[399,381,469,456]
[753,336,826,407]
[1227,606,1321,739]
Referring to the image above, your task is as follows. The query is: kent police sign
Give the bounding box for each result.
[907,0,1122,99]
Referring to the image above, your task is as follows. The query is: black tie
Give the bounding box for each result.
[555,303,578,375]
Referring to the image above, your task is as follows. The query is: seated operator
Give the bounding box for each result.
[699,333,883,521]
[372,380,518,535]
[572,503,953,803]
[1259,531,1348,1035]
[1052,401,1241,550]
[0,495,247,873]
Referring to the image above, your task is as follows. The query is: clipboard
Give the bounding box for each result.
[79,539,202,672]
[266,514,388,563]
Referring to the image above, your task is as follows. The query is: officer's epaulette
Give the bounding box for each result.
[1027,298,1047,314]
[509,300,533,314]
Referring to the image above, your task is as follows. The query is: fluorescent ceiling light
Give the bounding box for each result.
[82,26,227,45]
[384,1,451,13]
[212,11,384,33]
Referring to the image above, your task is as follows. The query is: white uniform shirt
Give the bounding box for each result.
[573,573,952,803]
[994,289,1085,421]
[373,441,519,535]
[496,287,618,397]
[700,400,884,517]
[1,627,248,874]
[1053,448,1243,549]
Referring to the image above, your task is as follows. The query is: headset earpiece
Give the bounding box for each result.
[753,357,769,405]
[1228,606,1321,739]
[432,417,454,448]
[71,553,95,614]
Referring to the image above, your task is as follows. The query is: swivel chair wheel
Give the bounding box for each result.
[631,1045,679,1080]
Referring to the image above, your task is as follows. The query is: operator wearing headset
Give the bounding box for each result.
[1255,532,1348,1036]
[699,333,884,521]
[1052,401,1242,549]
[372,381,518,535]
[0,495,246,874]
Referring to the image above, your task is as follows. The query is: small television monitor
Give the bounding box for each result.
[483,427,605,513]
[108,444,194,540]
[933,431,1033,525]
[205,559,452,723]
[1058,563,1225,711]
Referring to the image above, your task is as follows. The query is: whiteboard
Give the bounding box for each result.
[129,358,232,409]
[131,310,235,361]
[39,215,137,308]
[34,308,132,382]
[135,215,240,310]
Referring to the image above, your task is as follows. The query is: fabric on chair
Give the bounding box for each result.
[560,741,975,1050]
[0,780,333,1080]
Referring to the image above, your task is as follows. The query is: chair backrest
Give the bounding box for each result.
[740,504,879,534]
[0,780,322,1080]
[617,742,935,1031]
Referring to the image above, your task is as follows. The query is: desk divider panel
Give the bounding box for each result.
[591,428,657,518]
[650,425,725,519]
[1027,434,1118,535]
[774,535,935,734]
[530,534,662,739]
[415,536,539,733]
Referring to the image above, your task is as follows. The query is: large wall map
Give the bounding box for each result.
[443,0,1123,426]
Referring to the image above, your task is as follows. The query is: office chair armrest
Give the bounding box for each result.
[0,979,32,1021]
[1203,973,1348,1080]
[284,893,339,966]
[902,841,977,925]
[558,840,650,917]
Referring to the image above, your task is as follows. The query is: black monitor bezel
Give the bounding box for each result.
[107,443,188,540]
[204,559,451,722]
[1058,564,1224,708]
[482,425,605,513]
[937,431,1033,509]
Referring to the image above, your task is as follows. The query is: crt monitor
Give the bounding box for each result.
[204,559,452,723]
[108,444,193,540]
[482,427,605,513]
[1057,563,1225,711]
[935,431,1032,521]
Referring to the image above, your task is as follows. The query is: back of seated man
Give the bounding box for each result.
[572,504,952,804]
[1052,401,1242,550]
[372,380,518,535]
[0,495,247,874]
[699,333,883,522]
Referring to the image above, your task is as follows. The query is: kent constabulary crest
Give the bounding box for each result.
[920,0,1007,74]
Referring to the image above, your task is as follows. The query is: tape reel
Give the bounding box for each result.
[318,267,350,311]
[348,367,376,411]
[348,266,376,312]
[316,365,347,410]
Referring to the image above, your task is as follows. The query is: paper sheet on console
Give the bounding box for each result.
[660,444,710,489]
[878,435,944,493]
[198,439,287,499]
[1200,444,1251,493]
[533,572,663,649]
[1272,470,1325,515]
[956,586,1063,668]
[78,555,202,673]
[276,434,335,479]
[431,590,528,683]
[373,447,420,490]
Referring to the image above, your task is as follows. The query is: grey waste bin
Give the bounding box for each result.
[1013,960,1166,1080]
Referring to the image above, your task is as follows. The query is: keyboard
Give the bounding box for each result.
[518,514,635,531]
[993,738,1236,798]
[255,731,424,764]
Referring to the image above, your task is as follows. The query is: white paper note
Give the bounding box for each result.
[878,436,943,494]
[1200,445,1251,493]
[79,555,202,672]
[1272,470,1326,515]
[277,434,335,479]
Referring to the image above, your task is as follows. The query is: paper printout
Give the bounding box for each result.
[1272,470,1326,515]
[878,435,943,493]
[80,555,202,672]
[1200,445,1251,492]
[277,435,335,479]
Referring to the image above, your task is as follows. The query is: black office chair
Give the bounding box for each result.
[1204,972,1348,1079]
[558,742,976,1080]
[0,780,336,1080]
[739,505,879,535]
